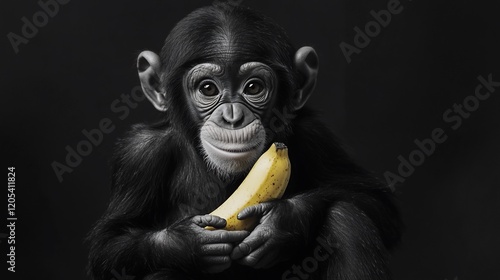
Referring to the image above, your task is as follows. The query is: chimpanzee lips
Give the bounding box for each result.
[209,141,262,153]
[202,139,261,161]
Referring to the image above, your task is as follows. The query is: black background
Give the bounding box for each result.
[1,0,499,279]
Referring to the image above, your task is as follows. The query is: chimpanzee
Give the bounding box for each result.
[88,2,401,280]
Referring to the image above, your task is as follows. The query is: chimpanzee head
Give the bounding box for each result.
[137,3,318,178]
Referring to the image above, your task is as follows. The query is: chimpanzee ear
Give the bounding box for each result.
[293,46,319,111]
[137,51,167,111]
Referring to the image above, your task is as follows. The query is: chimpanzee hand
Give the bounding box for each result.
[230,200,308,269]
[167,215,249,274]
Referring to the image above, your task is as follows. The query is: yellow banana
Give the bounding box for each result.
[208,142,291,231]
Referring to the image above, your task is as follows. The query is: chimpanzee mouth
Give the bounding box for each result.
[202,139,263,158]
[215,142,263,153]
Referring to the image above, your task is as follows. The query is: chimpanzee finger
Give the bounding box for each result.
[204,229,250,244]
[230,227,270,259]
[237,202,273,220]
[252,249,280,269]
[201,255,232,265]
[192,214,226,228]
[200,243,233,256]
[235,242,277,268]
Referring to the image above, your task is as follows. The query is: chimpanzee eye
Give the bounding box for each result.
[199,82,219,96]
[244,81,264,95]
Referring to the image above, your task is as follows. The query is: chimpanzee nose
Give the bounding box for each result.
[222,103,243,124]
[213,103,255,129]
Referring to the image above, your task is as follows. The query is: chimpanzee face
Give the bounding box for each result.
[183,61,277,176]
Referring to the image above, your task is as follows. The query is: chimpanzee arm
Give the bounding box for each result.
[87,123,186,279]
[288,182,400,280]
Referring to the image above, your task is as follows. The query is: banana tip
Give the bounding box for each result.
[273,142,287,150]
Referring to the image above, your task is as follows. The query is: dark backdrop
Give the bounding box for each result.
[1,0,499,279]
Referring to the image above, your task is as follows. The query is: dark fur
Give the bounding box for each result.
[88,3,401,280]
